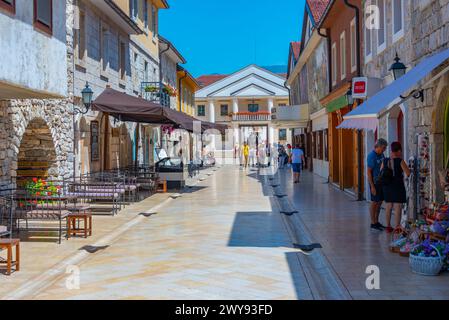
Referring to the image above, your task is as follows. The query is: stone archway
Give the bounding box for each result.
[17,118,58,185]
[0,99,74,188]
[431,74,449,202]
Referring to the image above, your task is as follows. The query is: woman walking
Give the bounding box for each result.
[382,142,411,233]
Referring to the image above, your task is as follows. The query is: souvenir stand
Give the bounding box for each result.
[390,133,449,276]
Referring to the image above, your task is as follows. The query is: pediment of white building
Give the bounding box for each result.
[196,65,288,99]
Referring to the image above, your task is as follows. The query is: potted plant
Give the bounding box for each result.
[144,85,158,93]
[409,239,448,276]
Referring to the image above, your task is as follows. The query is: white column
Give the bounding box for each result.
[208,100,215,123]
[268,98,274,114]
[232,98,239,114]
[269,125,275,145]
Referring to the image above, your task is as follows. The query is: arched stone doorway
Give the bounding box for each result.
[17,118,58,185]
[387,104,406,157]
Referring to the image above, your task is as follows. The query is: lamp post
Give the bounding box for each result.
[75,82,94,115]
[390,53,424,102]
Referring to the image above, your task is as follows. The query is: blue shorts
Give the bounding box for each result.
[370,184,384,202]
[292,163,302,173]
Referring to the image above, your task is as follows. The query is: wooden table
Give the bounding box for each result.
[0,239,20,275]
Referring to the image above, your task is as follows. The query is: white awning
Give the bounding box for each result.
[339,47,449,130]
[337,118,378,131]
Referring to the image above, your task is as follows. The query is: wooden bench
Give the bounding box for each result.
[0,239,20,275]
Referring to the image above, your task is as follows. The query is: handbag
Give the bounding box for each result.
[376,158,394,186]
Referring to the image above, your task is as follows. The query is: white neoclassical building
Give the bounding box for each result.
[195,65,292,152]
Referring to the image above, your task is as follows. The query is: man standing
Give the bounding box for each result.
[291,144,305,184]
[367,139,388,231]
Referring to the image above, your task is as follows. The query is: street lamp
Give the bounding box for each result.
[75,82,94,114]
[390,53,424,102]
[389,53,407,80]
[346,87,354,107]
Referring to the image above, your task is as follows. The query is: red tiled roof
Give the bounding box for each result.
[290,42,301,61]
[307,0,331,25]
[196,74,228,88]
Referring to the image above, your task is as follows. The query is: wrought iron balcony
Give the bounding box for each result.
[140,82,171,107]
[232,112,271,122]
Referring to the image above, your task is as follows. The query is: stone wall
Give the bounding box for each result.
[0,99,74,187]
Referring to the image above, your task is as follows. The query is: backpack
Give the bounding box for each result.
[377,158,394,186]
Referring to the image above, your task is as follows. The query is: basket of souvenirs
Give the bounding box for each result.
[409,239,448,276]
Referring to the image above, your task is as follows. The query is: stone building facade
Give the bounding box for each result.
[362,0,449,206]
[0,0,74,188]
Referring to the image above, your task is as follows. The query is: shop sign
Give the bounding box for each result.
[352,77,383,99]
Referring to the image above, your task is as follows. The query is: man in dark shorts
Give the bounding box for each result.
[367,139,388,231]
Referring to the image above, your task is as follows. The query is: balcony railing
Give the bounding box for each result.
[140,82,171,107]
[232,112,271,122]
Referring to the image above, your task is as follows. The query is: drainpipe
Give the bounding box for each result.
[344,0,364,201]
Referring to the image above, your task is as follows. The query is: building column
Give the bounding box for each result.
[208,100,215,123]
[268,98,274,114]
[232,98,239,114]
[269,126,275,145]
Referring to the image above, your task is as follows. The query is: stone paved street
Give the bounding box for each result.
[7,167,311,300]
[1,166,449,300]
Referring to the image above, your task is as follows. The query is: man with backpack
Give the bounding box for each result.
[367,139,388,232]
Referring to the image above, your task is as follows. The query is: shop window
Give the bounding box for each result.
[0,0,15,14]
[312,132,317,159]
[220,104,229,116]
[197,105,205,117]
[324,129,329,161]
[34,0,52,35]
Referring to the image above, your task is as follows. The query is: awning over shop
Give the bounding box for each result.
[339,47,449,130]
[337,117,378,131]
[92,88,227,133]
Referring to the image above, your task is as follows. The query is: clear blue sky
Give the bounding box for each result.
[159,0,305,77]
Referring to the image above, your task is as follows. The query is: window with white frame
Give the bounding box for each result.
[99,22,109,72]
[151,5,157,37]
[340,31,346,80]
[392,0,404,42]
[377,0,386,51]
[364,19,372,60]
[144,0,148,30]
[350,18,357,73]
[331,42,337,86]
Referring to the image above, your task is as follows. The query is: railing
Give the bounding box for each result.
[140,82,171,107]
[232,112,271,122]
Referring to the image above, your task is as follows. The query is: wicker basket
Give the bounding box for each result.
[409,245,444,276]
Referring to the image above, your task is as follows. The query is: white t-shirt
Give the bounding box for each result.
[291,148,304,164]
